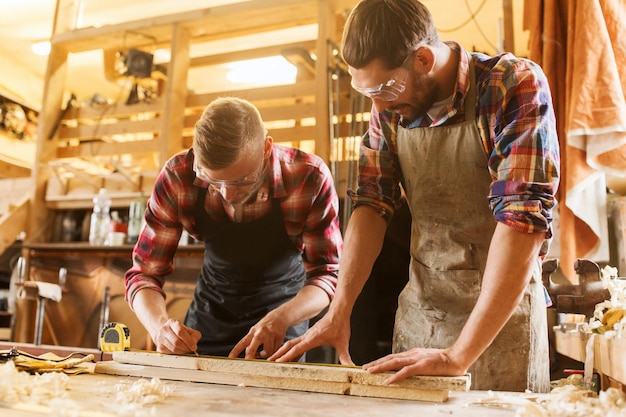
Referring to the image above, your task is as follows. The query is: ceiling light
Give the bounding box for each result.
[32,41,51,56]
[226,56,296,85]
[153,48,171,64]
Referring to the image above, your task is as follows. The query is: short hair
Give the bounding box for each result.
[341,0,440,70]
[192,97,265,170]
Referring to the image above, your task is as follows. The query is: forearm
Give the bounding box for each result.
[449,222,544,371]
[130,288,170,341]
[328,206,387,317]
[267,285,330,327]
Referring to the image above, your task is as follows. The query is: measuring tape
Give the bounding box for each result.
[99,322,131,352]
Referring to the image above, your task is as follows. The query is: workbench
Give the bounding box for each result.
[0,343,529,416]
[4,369,527,417]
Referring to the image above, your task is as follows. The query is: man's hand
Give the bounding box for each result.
[154,318,202,354]
[268,312,354,365]
[363,347,467,384]
[229,313,289,359]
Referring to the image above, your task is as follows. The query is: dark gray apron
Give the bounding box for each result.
[393,55,550,392]
[184,189,308,356]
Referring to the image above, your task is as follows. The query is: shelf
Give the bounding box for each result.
[23,241,204,255]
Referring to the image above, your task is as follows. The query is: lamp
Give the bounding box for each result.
[124,49,154,78]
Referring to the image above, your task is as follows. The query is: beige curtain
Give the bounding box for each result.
[524,0,626,282]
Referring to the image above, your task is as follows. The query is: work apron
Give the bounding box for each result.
[393,56,550,392]
[184,190,308,356]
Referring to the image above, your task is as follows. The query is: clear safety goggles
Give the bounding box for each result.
[193,157,266,191]
[351,52,414,102]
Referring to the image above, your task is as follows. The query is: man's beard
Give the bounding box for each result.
[222,166,268,205]
[389,73,439,124]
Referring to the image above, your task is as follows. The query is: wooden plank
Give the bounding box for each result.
[0,159,31,178]
[314,0,335,164]
[96,361,351,395]
[554,327,626,388]
[186,81,319,109]
[56,139,160,160]
[160,23,191,164]
[29,2,73,244]
[502,0,515,53]
[0,195,29,255]
[58,118,162,141]
[63,99,164,120]
[597,334,626,385]
[553,327,588,362]
[189,40,317,68]
[94,350,470,403]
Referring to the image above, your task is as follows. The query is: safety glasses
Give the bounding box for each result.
[193,156,266,190]
[351,52,414,101]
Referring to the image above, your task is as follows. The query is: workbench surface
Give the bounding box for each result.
[4,370,526,417]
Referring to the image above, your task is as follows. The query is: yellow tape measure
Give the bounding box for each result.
[99,322,131,352]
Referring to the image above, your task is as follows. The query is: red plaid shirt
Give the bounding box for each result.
[125,144,343,305]
[352,42,560,256]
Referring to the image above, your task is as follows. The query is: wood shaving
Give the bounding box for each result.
[112,378,173,417]
[0,360,70,403]
[600,265,626,310]
[515,385,626,417]
[114,377,173,405]
[466,390,539,409]
[1,360,172,417]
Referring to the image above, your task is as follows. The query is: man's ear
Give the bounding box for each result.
[264,135,273,157]
[414,45,436,74]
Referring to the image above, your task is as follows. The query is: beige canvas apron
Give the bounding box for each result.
[393,56,550,392]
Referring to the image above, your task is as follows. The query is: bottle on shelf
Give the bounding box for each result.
[126,192,147,244]
[105,210,128,246]
[61,210,78,242]
[88,188,112,246]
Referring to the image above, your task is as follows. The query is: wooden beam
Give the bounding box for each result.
[0,195,29,254]
[29,0,74,244]
[57,118,162,141]
[189,40,317,68]
[186,81,318,109]
[159,24,191,165]
[63,98,164,120]
[182,102,318,129]
[502,0,515,53]
[314,0,336,164]
[51,0,324,54]
[56,139,160,160]
[0,160,31,178]
[95,350,470,403]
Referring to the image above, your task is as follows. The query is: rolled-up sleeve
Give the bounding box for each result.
[124,154,192,308]
[282,160,342,300]
[350,110,405,222]
[484,57,560,246]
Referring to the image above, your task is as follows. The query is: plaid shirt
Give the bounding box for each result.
[125,144,343,305]
[352,42,560,256]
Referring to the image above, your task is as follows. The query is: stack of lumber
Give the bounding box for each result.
[554,327,626,390]
[95,350,470,403]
